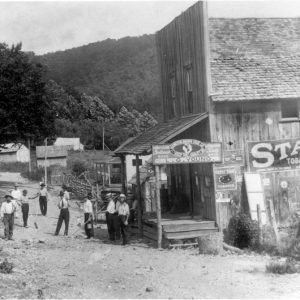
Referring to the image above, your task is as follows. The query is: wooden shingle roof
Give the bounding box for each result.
[114,113,208,155]
[209,18,300,102]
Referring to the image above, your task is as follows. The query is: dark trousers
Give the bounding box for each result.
[21,203,29,227]
[55,208,69,235]
[84,213,94,238]
[39,196,47,216]
[119,216,128,245]
[106,213,120,241]
[3,213,14,239]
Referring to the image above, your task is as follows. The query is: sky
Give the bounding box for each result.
[0,0,299,55]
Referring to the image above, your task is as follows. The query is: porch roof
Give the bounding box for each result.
[114,112,208,156]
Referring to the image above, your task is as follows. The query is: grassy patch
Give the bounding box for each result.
[266,258,299,275]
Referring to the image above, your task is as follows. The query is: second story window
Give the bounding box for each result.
[185,66,193,113]
[281,101,299,120]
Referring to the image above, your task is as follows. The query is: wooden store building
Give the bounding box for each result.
[115,1,300,245]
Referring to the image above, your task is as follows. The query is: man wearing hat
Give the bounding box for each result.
[118,194,130,246]
[0,195,17,240]
[105,193,120,242]
[83,193,94,239]
[32,183,49,216]
[54,190,70,236]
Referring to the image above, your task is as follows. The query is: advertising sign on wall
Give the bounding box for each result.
[214,167,237,191]
[152,139,222,165]
[247,138,300,172]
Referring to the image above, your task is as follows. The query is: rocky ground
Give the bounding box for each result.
[1,174,300,299]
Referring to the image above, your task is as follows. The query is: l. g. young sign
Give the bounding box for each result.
[152,139,222,165]
[247,138,300,172]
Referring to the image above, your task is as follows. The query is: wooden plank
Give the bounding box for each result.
[164,228,219,240]
[143,230,158,241]
[163,221,216,233]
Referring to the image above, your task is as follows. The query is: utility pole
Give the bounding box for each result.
[28,137,31,172]
[102,124,105,151]
[44,138,47,185]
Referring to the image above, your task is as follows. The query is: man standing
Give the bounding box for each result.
[83,193,94,239]
[20,189,30,228]
[1,195,17,240]
[11,183,22,218]
[55,191,70,236]
[105,193,120,242]
[118,194,130,246]
[32,183,49,216]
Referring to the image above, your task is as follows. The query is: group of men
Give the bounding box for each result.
[0,183,34,240]
[106,193,130,245]
[1,182,131,245]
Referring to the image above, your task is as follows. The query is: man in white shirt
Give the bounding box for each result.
[54,191,70,236]
[83,193,94,239]
[118,194,130,246]
[105,193,120,242]
[62,185,70,201]
[1,195,17,240]
[11,183,22,218]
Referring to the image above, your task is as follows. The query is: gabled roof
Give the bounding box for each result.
[209,18,300,102]
[114,113,208,155]
[0,143,25,153]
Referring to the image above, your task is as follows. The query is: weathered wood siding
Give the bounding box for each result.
[210,100,300,229]
[156,1,209,121]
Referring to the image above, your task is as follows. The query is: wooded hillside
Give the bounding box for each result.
[38,34,162,119]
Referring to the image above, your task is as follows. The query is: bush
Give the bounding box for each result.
[226,213,260,249]
[69,159,88,176]
[21,167,46,181]
[266,258,298,275]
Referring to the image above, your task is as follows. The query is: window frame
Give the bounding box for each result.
[280,100,300,123]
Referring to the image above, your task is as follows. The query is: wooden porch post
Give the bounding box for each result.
[120,155,126,194]
[155,165,162,248]
[135,154,143,238]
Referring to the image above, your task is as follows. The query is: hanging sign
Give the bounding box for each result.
[247,138,300,172]
[214,167,237,191]
[152,139,222,165]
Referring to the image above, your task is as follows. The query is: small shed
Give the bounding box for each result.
[36,145,68,168]
[0,143,30,163]
[54,137,84,151]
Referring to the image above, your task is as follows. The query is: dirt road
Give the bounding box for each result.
[1,175,300,298]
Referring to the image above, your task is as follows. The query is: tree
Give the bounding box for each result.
[0,43,55,144]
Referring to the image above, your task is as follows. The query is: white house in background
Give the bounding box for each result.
[54,137,84,151]
[0,143,30,163]
[36,145,68,168]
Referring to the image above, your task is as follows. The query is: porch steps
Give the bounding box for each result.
[130,219,218,247]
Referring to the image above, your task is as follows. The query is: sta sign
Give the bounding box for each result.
[248,138,300,171]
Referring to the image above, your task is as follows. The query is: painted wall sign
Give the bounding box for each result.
[214,167,237,191]
[216,149,244,166]
[247,138,300,172]
[152,139,222,165]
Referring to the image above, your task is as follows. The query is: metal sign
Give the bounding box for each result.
[247,138,300,172]
[214,167,237,191]
[152,139,222,165]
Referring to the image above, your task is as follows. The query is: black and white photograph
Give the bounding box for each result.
[1,0,300,298]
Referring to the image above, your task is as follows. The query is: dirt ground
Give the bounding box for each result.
[1,174,300,299]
